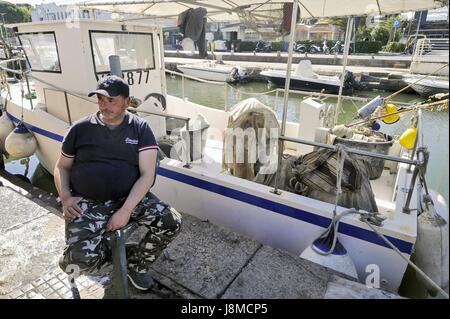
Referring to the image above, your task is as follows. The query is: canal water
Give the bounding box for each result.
[3,77,449,204]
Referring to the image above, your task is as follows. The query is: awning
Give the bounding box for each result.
[77,0,444,21]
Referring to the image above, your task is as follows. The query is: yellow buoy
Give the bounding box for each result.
[382,103,400,124]
[399,127,417,150]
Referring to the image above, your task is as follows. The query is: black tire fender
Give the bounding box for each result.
[144,93,167,111]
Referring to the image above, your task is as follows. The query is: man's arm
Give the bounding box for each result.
[54,154,83,220]
[106,149,158,231]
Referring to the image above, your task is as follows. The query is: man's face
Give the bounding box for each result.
[97,94,131,124]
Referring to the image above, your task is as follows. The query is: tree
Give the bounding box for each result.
[322,17,347,29]
[0,1,32,24]
[370,25,390,45]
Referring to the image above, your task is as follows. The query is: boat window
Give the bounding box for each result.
[89,31,155,76]
[18,32,61,73]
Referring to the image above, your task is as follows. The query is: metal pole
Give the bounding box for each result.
[108,55,122,77]
[224,83,228,111]
[272,0,299,195]
[24,73,33,109]
[183,118,191,168]
[412,11,423,55]
[182,75,185,100]
[334,16,354,126]
[111,230,129,299]
[0,14,5,42]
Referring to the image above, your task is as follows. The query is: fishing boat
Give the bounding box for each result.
[0,0,448,298]
[260,60,355,95]
[177,60,249,83]
[403,76,449,98]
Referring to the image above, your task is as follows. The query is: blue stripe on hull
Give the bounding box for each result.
[158,167,414,255]
[6,112,414,254]
[7,112,64,142]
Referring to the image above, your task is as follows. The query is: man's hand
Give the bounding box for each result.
[62,196,83,221]
[106,207,132,232]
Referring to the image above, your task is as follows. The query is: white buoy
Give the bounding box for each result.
[415,193,449,297]
[4,123,37,158]
[0,112,14,153]
[300,222,359,279]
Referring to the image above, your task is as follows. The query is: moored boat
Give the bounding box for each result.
[403,76,449,97]
[260,60,355,95]
[177,61,249,83]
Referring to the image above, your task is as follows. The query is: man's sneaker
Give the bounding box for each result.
[127,270,154,290]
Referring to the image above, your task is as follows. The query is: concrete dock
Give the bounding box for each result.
[0,170,402,299]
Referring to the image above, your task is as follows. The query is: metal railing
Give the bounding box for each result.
[0,57,34,109]
[165,69,229,111]
[271,110,426,215]
[128,107,192,168]
[413,38,449,63]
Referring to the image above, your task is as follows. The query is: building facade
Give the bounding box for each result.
[31,2,111,22]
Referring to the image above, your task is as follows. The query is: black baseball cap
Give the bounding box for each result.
[88,75,130,98]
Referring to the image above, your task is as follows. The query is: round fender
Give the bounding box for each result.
[144,93,167,111]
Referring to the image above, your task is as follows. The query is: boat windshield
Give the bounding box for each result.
[89,31,155,75]
[18,32,61,72]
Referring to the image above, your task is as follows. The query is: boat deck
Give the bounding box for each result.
[2,79,37,111]
[193,138,398,217]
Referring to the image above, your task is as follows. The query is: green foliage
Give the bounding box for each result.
[356,27,372,41]
[237,41,256,52]
[271,41,283,52]
[370,26,390,45]
[0,1,32,23]
[355,41,382,53]
[384,42,406,52]
[321,17,347,29]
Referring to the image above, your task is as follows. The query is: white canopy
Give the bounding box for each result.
[77,0,444,21]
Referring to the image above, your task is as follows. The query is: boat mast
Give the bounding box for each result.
[334,16,354,126]
[274,0,299,194]
[279,0,299,137]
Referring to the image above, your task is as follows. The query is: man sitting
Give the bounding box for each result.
[54,75,182,290]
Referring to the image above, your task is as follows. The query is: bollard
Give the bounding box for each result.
[106,222,139,299]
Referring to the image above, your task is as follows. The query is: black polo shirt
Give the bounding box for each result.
[61,111,158,201]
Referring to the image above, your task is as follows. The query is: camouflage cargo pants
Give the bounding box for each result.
[59,192,182,275]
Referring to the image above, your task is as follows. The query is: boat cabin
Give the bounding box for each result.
[13,20,166,124]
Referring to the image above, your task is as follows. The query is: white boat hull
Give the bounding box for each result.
[178,65,231,82]
[404,77,449,97]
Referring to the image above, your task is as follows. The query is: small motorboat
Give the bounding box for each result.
[260,60,355,95]
[177,60,249,83]
[403,76,449,97]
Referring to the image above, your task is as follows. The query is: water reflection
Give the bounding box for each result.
[3,154,57,195]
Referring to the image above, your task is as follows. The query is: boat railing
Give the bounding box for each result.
[126,107,192,168]
[165,69,230,111]
[0,57,34,109]
[272,111,426,215]
[165,68,415,115]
